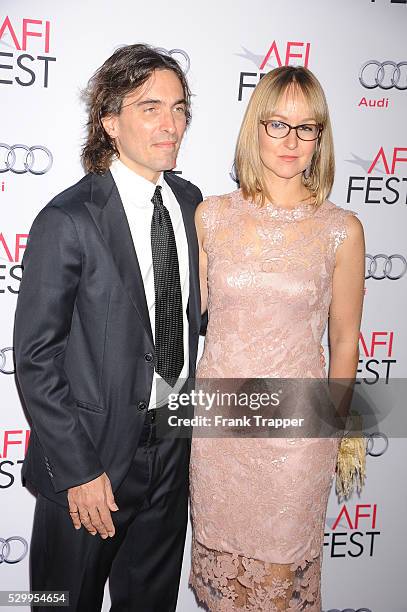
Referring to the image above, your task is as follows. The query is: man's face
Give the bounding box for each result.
[102,69,187,182]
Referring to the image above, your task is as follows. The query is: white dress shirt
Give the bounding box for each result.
[110,158,189,409]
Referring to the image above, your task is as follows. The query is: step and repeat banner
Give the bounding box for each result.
[1,0,406,610]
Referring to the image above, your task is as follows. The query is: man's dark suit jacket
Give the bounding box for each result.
[14,170,202,506]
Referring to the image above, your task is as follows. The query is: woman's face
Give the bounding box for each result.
[258,87,319,183]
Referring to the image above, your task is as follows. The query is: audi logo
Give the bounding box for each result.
[0,537,28,564]
[0,144,53,175]
[359,60,407,90]
[365,254,406,280]
[156,47,190,74]
[0,347,14,375]
[365,432,389,457]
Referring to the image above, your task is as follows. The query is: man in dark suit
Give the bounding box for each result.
[14,44,202,611]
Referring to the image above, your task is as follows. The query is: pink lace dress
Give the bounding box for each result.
[189,190,357,611]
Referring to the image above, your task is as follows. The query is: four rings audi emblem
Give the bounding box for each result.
[365,254,406,280]
[156,48,190,74]
[365,432,389,457]
[0,347,15,375]
[0,537,28,564]
[359,60,407,90]
[0,144,53,175]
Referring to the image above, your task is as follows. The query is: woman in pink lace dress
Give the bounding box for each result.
[189,66,365,611]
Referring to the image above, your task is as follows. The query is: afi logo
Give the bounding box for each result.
[346,147,407,205]
[330,504,377,531]
[0,16,51,52]
[0,430,30,459]
[237,40,310,70]
[259,41,310,70]
[0,234,28,263]
[237,40,311,101]
[359,332,394,357]
[358,331,396,383]
[0,234,26,297]
[0,430,30,490]
[324,504,380,558]
[368,147,407,174]
[0,16,56,87]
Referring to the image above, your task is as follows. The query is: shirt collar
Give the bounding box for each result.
[110,158,164,209]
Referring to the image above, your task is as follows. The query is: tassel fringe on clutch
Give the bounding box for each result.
[336,411,367,501]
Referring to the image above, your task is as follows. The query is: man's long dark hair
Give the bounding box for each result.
[81,43,192,174]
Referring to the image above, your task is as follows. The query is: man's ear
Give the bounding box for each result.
[101,114,117,139]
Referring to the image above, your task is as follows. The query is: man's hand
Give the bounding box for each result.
[67,472,119,538]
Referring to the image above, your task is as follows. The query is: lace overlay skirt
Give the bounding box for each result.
[190,538,322,611]
[188,436,339,611]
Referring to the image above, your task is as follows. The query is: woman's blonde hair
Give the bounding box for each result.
[235,65,334,207]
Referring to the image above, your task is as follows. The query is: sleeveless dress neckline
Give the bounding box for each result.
[243,190,319,222]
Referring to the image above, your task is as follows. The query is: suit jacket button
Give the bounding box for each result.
[138,401,147,411]
[144,353,153,363]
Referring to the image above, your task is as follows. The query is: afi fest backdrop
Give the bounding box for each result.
[1,1,406,611]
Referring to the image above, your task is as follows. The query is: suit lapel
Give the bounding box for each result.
[85,171,154,346]
[84,171,200,360]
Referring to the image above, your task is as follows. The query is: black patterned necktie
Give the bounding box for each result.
[151,185,184,385]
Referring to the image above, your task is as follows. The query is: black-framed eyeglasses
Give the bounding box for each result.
[260,120,322,141]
